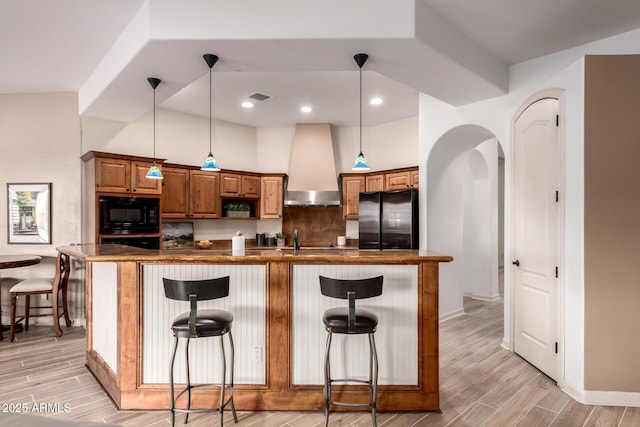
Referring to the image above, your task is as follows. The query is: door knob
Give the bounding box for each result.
[512,260,520,267]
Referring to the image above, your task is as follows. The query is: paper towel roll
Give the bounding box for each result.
[232,233,245,256]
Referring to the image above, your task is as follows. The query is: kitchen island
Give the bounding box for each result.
[56,244,452,412]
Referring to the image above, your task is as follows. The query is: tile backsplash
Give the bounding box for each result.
[282,206,345,247]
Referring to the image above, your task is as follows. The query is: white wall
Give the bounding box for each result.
[425,124,497,318]
[83,111,419,242]
[82,108,258,171]
[420,63,585,396]
[0,92,84,325]
[333,116,418,173]
[83,112,418,177]
[420,27,640,400]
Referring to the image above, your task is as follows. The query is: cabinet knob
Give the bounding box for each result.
[512,260,520,267]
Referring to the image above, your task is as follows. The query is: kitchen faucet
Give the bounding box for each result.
[293,229,300,252]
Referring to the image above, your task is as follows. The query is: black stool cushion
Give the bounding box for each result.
[171,309,233,338]
[323,307,378,334]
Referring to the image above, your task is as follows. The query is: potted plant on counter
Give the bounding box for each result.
[275,232,286,247]
[225,203,250,218]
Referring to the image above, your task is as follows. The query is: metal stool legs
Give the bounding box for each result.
[168,332,237,426]
[323,331,379,427]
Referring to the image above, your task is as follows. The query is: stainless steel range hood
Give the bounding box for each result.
[284,123,341,206]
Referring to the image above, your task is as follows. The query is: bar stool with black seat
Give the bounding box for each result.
[163,276,238,427]
[319,275,384,427]
[9,252,71,342]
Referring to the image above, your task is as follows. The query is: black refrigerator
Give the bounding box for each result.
[358,189,419,249]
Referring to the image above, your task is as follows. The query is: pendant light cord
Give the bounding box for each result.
[153,87,156,159]
[359,64,363,154]
[209,66,212,153]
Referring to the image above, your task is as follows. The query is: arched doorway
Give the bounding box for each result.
[426,125,504,318]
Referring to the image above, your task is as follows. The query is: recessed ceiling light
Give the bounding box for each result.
[370,97,383,105]
[241,101,254,108]
[300,106,312,113]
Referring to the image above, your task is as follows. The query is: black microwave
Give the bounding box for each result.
[99,196,160,234]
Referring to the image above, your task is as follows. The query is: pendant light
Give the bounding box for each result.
[146,77,163,179]
[352,53,370,171]
[201,53,221,171]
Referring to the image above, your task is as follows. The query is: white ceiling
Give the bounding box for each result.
[2,0,640,128]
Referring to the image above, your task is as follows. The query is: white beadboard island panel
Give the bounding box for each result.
[91,262,119,374]
[292,264,418,385]
[142,264,266,384]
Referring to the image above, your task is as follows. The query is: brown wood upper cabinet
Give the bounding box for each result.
[365,174,385,192]
[342,175,365,219]
[91,153,162,195]
[260,175,284,219]
[384,168,419,190]
[190,170,221,218]
[220,172,261,198]
[161,166,191,218]
[341,166,418,219]
[411,169,419,188]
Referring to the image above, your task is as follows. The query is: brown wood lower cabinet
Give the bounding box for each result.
[64,245,451,412]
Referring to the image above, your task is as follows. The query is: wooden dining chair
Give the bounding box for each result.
[8,252,71,342]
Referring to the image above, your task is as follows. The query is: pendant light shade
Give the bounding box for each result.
[352,53,370,171]
[201,53,221,171]
[146,77,163,179]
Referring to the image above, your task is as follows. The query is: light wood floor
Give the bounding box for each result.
[1,298,638,426]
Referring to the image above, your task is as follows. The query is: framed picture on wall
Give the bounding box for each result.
[7,183,52,244]
[161,222,194,249]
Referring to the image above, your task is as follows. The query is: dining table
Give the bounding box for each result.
[0,254,42,341]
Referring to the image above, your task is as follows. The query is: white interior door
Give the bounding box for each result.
[513,98,559,381]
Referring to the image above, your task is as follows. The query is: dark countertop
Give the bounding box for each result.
[56,244,453,264]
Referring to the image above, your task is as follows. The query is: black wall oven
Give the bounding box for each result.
[98,235,160,250]
[99,196,160,235]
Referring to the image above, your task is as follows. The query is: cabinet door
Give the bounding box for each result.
[221,173,261,198]
[385,171,411,190]
[260,176,283,219]
[161,167,190,218]
[190,171,220,218]
[411,169,419,188]
[241,175,261,198]
[342,176,365,219]
[220,173,241,197]
[365,174,384,192]
[96,158,131,193]
[131,161,162,194]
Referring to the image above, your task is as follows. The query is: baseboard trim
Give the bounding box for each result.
[463,292,501,302]
[560,382,586,404]
[558,383,640,407]
[439,308,465,322]
[501,338,511,351]
[583,390,640,407]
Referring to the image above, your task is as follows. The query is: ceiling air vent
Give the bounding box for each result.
[248,93,271,102]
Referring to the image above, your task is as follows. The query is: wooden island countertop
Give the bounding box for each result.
[57,244,452,412]
[59,244,452,263]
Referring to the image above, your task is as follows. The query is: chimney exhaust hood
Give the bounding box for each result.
[284,123,341,206]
